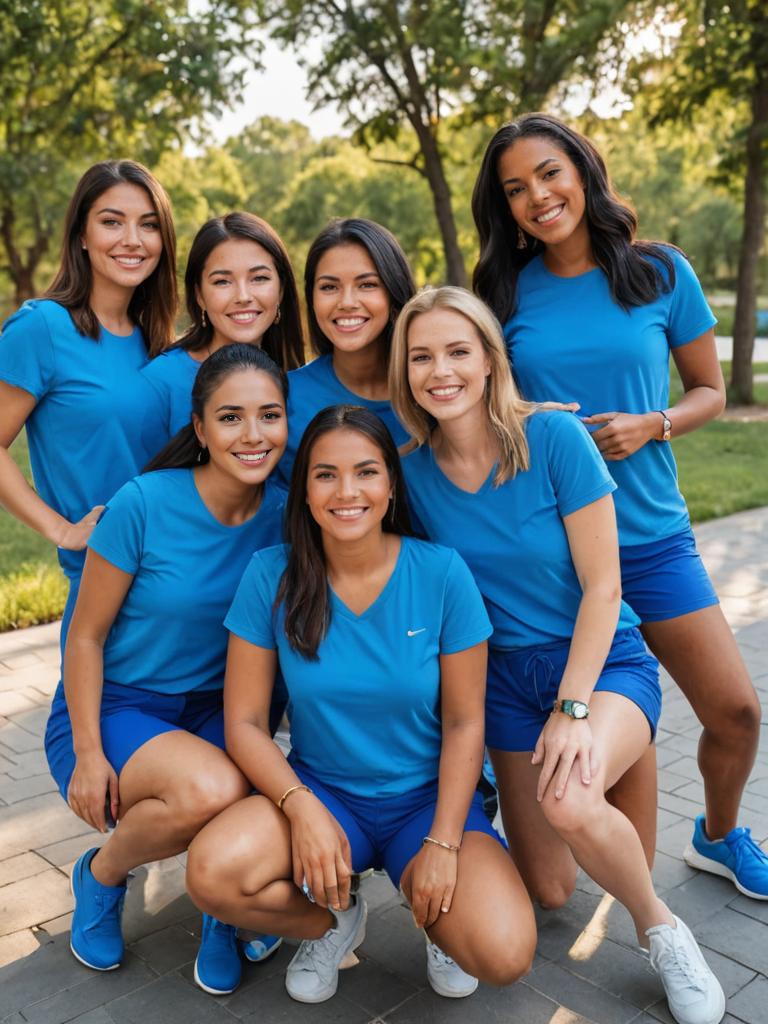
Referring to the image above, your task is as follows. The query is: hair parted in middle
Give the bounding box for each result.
[389,286,533,486]
[277,404,413,659]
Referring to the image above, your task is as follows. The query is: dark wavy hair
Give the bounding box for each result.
[471,113,676,325]
[277,405,413,658]
[145,342,288,472]
[45,160,177,355]
[304,218,416,358]
[177,212,304,372]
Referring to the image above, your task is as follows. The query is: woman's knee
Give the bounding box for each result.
[529,873,575,910]
[175,762,249,830]
[476,939,535,986]
[541,778,604,841]
[186,831,232,913]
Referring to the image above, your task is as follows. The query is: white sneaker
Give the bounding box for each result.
[646,915,725,1024]
[425,940,479,998]
[285,896,367,1003]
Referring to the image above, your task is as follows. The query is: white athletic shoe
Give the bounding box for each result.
[285,896,367,1003]
[646,915,725,1024]
[425,940,479,998]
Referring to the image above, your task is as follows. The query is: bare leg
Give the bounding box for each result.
[90,731,249,887]
[606,743,657,868]
[400,831,536,986]
[642,605,760,839]
[187,795,334,940]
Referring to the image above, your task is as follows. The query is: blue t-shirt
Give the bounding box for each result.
[225,537,492,797]
[504,249,716,547]
[402,411,639,650]
[0,300,162,579]
[87,469,285,694]
[141,345,202,446]
[279,354,409,487]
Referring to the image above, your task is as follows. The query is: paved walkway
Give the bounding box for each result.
[0,508,766,1023]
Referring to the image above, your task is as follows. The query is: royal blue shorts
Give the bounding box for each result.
[620,527,718,623]
[290,760,502,888]
[485,627,661,752]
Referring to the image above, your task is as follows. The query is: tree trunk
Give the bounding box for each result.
[14,268,37,307]
[412,123,467,287]
[730,74,768,405]
[1,204,45,307]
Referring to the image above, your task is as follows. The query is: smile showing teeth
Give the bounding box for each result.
[113,256,143,266]
[428,385,463,398]
[330,507,366,518]
[334,317,367,327]
[229,312,260,323]
[234,451,269,463]
[536,204,564,224]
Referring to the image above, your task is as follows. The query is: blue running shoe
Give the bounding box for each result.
[70,848,126,970]
[242,933,283,963]
[684,814,768,900]
[194,914,242,995]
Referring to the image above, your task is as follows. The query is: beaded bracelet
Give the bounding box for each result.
[278,783,312,811]
[423,834,461,853]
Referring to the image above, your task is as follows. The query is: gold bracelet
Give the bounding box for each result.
[423,834,461,853]
[278,784,312,811]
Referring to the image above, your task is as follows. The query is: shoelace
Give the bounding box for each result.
[429,944,457,968]
[293,933,338,983]
[656,940,708,995]
[88,890,125,933]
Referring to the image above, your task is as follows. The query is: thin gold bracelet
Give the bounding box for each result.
[278,783,312,811]
[423,834,461,853]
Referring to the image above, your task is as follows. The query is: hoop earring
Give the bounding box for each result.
[274,303,281,325]
[516,226,527,250]
[201,309,207,328]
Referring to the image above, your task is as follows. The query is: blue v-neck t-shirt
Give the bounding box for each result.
[141,344,202,447]
[87,468,285,694]
[504,249,716,546]
[402,411,639,650]
[0,300,162,579]
[225,537,492,797]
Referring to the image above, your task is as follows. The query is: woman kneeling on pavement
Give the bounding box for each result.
[186,405,537,1003]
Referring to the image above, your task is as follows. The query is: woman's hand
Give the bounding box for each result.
[535,401,581,413]
[55,505,105,550]
[532,713,598,802]
[67,749,119,832]
[582,412,659,460]
[285,793,353,912]
[409,842,459,930]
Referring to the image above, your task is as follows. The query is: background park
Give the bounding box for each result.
[0,0,767,632]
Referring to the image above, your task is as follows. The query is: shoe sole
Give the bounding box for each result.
[427,974,479,999]
[286,902,368,1004]
[683,844,768,901]
[193,958,238,996]
[69,864,121,971]
[242,936,284,963]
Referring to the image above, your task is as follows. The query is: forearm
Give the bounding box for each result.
[0,446,68,544]
[430,719,485,847]
[227,720,303,807]
[64,635,106,756]
[558,584,621,704]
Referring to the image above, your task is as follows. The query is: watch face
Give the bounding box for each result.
[573,702,589,719]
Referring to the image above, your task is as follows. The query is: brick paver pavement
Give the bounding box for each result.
[0,507,766,1023]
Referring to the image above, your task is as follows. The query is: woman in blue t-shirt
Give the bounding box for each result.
[472,113,765,902]
[55,345,288,993]
[186,406,536,1005]
[279,219,414,485]
[143,211,305,446]
[390,287,725,1024]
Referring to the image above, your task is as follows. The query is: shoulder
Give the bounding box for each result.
[402,536,460,574]
[142,345,192,380]
[244,543,289,585]
[400,441,429,474]
[527,408,585,443]
[128,468,188,505]
[2,299,70,338]
[516,254,547,288]
[289,354,330,386]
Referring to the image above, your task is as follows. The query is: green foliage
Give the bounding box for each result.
[674,421,768,523]
[0,563,68,632]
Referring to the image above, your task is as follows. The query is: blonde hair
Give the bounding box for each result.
[389,286,534,485]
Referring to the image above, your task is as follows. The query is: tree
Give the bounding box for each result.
[260,0,635,287]
[636,0,768,403]
[0,0,260,305]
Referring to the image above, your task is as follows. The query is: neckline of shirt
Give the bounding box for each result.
[328,535,406,622]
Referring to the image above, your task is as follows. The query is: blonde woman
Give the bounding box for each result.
[389,286,725,1024]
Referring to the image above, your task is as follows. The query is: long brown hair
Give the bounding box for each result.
[278,405,413,659]
[45,160,177,355]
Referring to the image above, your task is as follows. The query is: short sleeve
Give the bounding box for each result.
[0,302,56,400]
[666,250,717,349]
[541,412,616,518]
[439,549,492,654]
[87,479,146,575]
[224,550,280,649]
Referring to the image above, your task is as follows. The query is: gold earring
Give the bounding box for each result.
[516,226,527,250]
[201,309,207,327]
[274,303,281,325]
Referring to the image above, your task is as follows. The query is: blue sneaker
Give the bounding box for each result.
[684,814,768,900]
[194,914,242,995]
[242,933,283,963]
[70,848,126,970]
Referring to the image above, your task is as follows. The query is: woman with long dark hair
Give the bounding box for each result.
[186,406,536,1005]
[48,344,288,991]
[278,218,415,484]
[472,113,765,900]
[143,211,304,444]
[391,286,725,1024]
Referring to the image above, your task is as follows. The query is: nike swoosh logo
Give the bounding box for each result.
[407,628,426,637]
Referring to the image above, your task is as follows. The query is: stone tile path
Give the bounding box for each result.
[0,507,766,1023]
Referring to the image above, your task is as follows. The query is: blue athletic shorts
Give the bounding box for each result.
[620,527,718,623]
[290,760,502,888]
[485,627,661,752]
